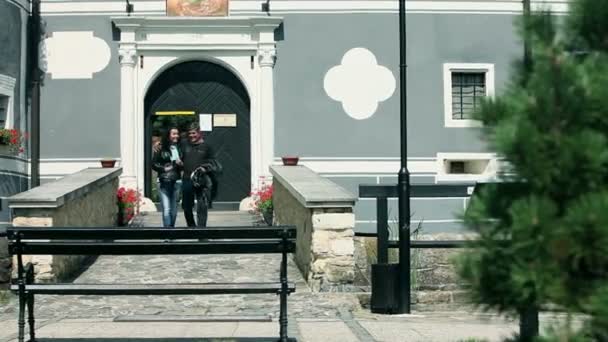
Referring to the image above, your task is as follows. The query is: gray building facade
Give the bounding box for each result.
[0,0,30,225]
[18,0,567,232]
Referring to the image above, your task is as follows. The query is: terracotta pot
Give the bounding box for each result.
[281,156,299,166]
[101,159,116,168]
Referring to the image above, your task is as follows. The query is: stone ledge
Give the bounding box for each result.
[8,168,122,208]
[270,165,356,208]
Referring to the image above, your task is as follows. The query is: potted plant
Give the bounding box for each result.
[100,158,116,168]
[252,184,273,226]
[116,187,141,226]
[0,128,25,156]
[281,156,299,166]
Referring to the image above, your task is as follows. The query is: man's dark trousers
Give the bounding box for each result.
[182,179,208,227]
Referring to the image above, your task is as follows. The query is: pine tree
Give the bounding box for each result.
[457,0,608,340]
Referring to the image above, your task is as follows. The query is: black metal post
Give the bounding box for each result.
[522,0,532,84]
[279,229,288,342]
[397,0,411,314]
[377,197,388,264]
[519,2,538,338]
[519,307,539,341]
[25,264,36,342]
[16,245,25,342]
[30,0,41,187]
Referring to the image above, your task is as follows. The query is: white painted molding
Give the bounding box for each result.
[40,0,570,16]
[324,48,395,120]
[34,156,502,182]
[274,157,438,161]
[39,158,119,177]
[443,63,494,128]
[299,159,437,174]
[0,74,16,129]
[42,32,111,79]
[35,158,436,178]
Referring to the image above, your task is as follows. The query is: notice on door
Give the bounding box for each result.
[213,113,237,127]
[199,114,213,131]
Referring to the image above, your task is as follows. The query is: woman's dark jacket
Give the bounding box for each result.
[152,146,183,182]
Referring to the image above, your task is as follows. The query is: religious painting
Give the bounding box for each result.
[166,0,229,16]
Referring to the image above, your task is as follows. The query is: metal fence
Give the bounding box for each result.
[357,183,539,340]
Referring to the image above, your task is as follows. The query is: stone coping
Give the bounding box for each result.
[8,168,122,209]
[270,165,356,208]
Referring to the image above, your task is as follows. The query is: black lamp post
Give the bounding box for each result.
[522,0,532,83]
[29,0,42,187]
[397,0,411,314]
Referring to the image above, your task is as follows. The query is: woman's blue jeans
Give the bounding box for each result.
[158,180,179,227]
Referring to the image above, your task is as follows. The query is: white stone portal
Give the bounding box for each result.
[112,16,282,194]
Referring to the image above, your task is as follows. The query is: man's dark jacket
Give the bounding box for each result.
[181,140,222,200]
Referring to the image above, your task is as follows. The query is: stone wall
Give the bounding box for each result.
[414,233,470,304]
[354,233,473,305]
[1,168,121,284]
[273,181,313,276]
[271,166,357,292]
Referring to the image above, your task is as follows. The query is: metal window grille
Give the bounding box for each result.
[451,72,486,120]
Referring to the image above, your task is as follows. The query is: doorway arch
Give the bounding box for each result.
[112,16,282,199]
[144,60,251,203]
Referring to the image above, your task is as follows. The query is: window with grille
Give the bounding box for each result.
[451,72,486,120]
[443,63,494,127]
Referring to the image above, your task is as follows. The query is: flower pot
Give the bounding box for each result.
[281,156,299,166]
[101,159,116,168]
[0,144,14,156]
[262,209,273,226]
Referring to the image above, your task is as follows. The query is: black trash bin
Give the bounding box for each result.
[370,263,400,314]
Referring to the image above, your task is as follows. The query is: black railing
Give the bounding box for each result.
[357,183,539,340]
[358,183,472,265]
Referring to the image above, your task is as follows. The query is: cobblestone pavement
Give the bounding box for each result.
[0,210,531,341]
[0,210,361,320]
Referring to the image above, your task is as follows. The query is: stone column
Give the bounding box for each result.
[118,46,137,188]
[258,48,276,177]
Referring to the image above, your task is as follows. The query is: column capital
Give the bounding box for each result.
[118,47,137,66]
[258,48,276,68]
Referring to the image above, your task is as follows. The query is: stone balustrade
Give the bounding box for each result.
[0,168,122,284]
[270,165,357,292]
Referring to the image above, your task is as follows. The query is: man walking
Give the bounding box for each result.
[181,122,220,227]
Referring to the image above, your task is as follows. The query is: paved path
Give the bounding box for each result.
[0,210,533,341]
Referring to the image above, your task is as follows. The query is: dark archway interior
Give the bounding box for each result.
[144,61,251,204]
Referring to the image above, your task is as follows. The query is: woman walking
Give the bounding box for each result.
[152,127,183,227]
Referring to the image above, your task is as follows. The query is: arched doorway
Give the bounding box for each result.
[144,60,251,206]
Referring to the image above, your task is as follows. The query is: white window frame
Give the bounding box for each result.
[443,63,495,128]
[0,74,16,129]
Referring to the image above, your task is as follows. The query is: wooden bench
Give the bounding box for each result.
[6,226,297,342]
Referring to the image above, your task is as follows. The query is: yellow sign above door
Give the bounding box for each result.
[155,111,195,116]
